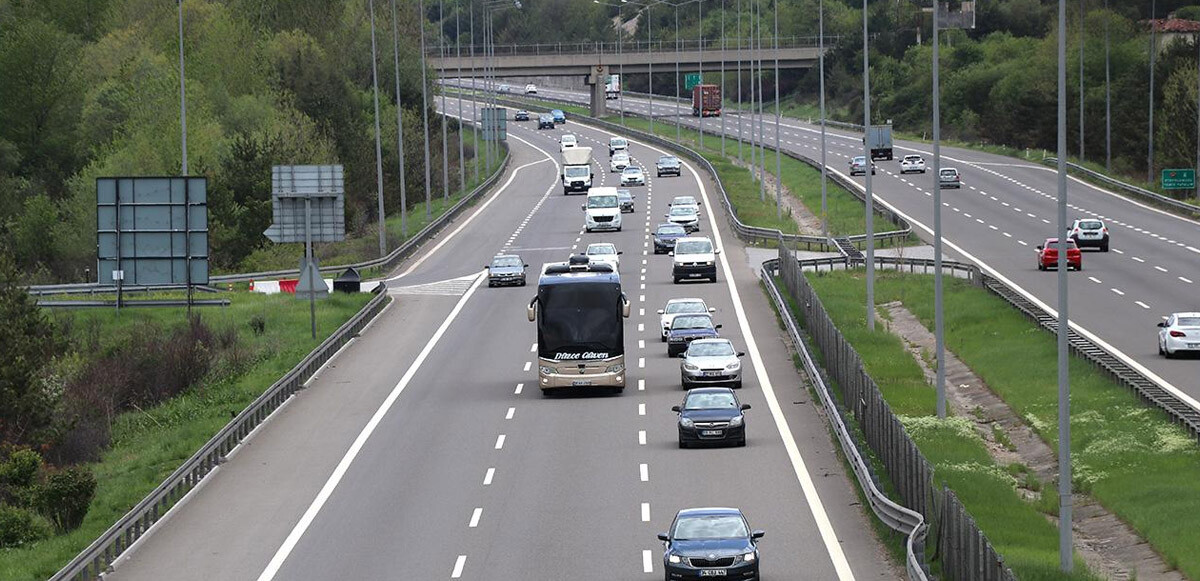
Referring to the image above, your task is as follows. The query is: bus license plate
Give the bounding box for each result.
[572,380,592,386]
[700,570,727,577]
[701,430,723,436]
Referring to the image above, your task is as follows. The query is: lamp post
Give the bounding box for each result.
[933,0,945,417]
[439,0,449,201]
[482,0,521,173]
[470,4,478,186]
[1055,0,1073,571]
[419,0,433,219]
[457,3,466,196]
[177,0,188,176]
[1148,0,1156,183]
[773,0,780,219]
[369,0,387,257]
[819,0,827,239]
[862,0,875,331]
[720,2,726,156]
[390,0,409,239]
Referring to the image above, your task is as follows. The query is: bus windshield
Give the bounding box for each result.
[538,283,624,360]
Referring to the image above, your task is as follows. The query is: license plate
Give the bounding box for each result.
[689,273,703,278]
[572,380,592,386]
[701,430,723,436]
[703,371,724,377]
[700,570,727,577]
[1188,343,1200,349]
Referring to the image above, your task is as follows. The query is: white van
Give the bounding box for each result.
[671,236,719,283]
[583,187,622,232]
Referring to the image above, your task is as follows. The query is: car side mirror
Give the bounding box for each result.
[1157,321,1167,328]
[617,251,623,255]
[714,249,721,255]
[657,309,665,314]
[737,352,746,357]
[582,204,587,211]
[670,406,681,413]
[708,307,716,313]
[751,530,765,540]
[657,533,670,542]
[741,403,751,411]
[668,251,674,257]
[1036,245,1043,250]
[714,324,723,330]
[664,213,669,217]
[524,264,530,268]
[485,265,490,269]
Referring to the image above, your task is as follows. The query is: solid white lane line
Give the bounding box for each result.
[505,407,515,420]
[639,430,647,445]
[638,403,646,416]
[483,468,495,486]
[523,361,532,372]
[255,272,487,581]
[469,508,483,528]
[494,434,506,450]
[643,550,654,573]
[514,383,523,395]
[451,555,467,578]
[641,502,651,522]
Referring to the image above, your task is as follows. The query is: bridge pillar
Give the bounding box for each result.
[586,64,608,118]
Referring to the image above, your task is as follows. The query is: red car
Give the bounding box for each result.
[1036,238,1082,271]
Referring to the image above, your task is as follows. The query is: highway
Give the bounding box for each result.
[508,82,1200,404]
[106,96,897,579]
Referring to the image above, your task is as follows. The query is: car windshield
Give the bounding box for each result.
[689,342,735,357]
[491,256,522,268]
[659,156,679,164]
[611,138,627,147]
[666,301,706,314]
[672,315,712,330]
[613,154,629,162]
[1177,317,1200,327]
[673,196,697,206]
[623,167,641,175]
[658,225,687,236]
[587,244,616,255]
[562,136,576,144]
[588,195,618,208]
[670,206,696,217]
[540,115,552,121]
[552,110,563,115]
[1078,220,1103,230]
[675,240,713,254]
[673,515,749,540]
[852,156,866,164]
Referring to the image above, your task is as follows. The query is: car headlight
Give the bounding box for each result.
[538,366,555,375]
[742,551,756,563]
[679,417,694,428]
[729,415,744,427]
[668,554,682,564]
[725,361,741,371]
[682,362,699,372]
[606,363,625,374]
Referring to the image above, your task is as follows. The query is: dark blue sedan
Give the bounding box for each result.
[671,388,749,448]
[658,507,763,579]
[667,313,720,357]
[551,109,566,124]
[654,223,687,254]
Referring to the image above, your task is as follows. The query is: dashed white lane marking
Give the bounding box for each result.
[638,403,646,416]
[469,508,483,528]
[483,468,495,486]
[494,434,506,450]
[1111,288,1125,296]
[640,294,646,302]
[1180,276,1194,284]
[523,361,531,372]
[1113,249,1125,254]
[639,308,645,316]
[451,555,467,578]
[1018,240,1028,246]
[639,357,646,369]
[641,502,651,522]
[638,323,645,332]
[530,343,536,352]
[1155,266,1168,272]
[514,383,523,395]
[643,550,654,573]
[638,379,646,391]
[1136,301,1151,310]
[639,339,646,349]
[639,430,647,445]
[505,407,515,420]
[1131,256,1145,263]
[1088,276,1102,284]
[640,463,649,482]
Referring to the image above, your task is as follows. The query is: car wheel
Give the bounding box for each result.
[1075,264,1082,271]
[1037,262,1045,271]
[673,276,681,284]
[1101,243,1109,252]
[737,438,746,447]
[1164,347,1175,359]
[1159,341,1165,355]
[616,226,622,232]
[678,439,688,449]
[733,380,743,389]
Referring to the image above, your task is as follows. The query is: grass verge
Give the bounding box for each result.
[0,291,375,580]
[801,269,1200,579]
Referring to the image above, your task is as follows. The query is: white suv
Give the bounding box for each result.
[524,84,537,94]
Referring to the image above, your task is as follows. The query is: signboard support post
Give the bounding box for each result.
[305,196,317,340]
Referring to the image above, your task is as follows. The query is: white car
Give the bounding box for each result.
[665,205,700,232]
[610,152,630,172]
[560,134,578,151]
[524,83,537,94]
[584,242,621,271]
[621,166,646,186]
[608,137,629,157]
[658,298,716,341]
[669,195,701,213]
[1158,312,1200,358]
[900,154,926,174]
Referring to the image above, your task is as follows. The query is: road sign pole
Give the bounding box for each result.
[305,196,316,340]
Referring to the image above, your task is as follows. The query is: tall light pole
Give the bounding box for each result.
[390,0,409,239]
[1055,0,1073,572]
[439,0,450,201]
[369,0,388,257]
[177,0,188,175]
[756,0,767,203]
[699,0,705,151]
[819,0,827,239]
[1079,0,1085,161]
[773,0,781,220]
[419,0,433,218]
[470,4,479,186]
[649,2,657,135]
[1105,0,1111,171]
[862,0,875,332]
[933,0,945,418]
[720,1,726,156]
[457,3,466,195]
[1195,28,1199,202]
[737,0,743,161]
[1148,0,1156,184]
[675,2,682,144]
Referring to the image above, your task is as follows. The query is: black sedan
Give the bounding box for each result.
[617,189,635,213]
[667,314,720,357]
[656,155,682,177]
[537,114,555,129]
[654,223,687,254]
[486,254,527,287]
[658,507,763,579]
[514,110,530,121]
[671,388,749,448]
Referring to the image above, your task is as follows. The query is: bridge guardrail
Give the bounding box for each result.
[1043,157,1200,219]
[431,36,841,58]
[469,90,911,250]
[50,283,392,581]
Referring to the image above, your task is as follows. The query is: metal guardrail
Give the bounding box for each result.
[475,90,912,249]
[27,284,223,297]
[27,120,509,295]
[51,284,392,581]
[1043,157,1200,219]
[432,36,841,58]
[761,256,930,581]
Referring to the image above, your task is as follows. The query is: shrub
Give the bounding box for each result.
[0,503,53,548]
[0,448,42,489]
[34,466,96,532]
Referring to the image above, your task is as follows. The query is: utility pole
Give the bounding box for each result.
[933,0,945,418]
[1056,0,1074,572]
[177,0,188,176]
[369,0,387,257]
[391,0,409,239]
[863,0,875,331]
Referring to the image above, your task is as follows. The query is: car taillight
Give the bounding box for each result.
[1102,227,1108,234]
[1169,330,1187,337]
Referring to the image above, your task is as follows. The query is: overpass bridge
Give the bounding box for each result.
[428,37,829,116]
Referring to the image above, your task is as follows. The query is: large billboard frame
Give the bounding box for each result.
[96,176,209,287]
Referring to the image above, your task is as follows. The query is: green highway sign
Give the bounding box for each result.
[684,73,702,91]
[1161,168,1195,190]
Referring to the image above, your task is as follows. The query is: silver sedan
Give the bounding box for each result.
[680,338,745,389]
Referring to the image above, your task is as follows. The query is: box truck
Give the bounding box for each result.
[605,74,621,100]
[865,124,893,161]
[561,147,594,194]
[691,84,721,117]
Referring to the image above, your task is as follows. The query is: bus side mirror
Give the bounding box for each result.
[622,297,631,318]
[582,204,587,211]
[527,298,537,322]
[670,406,681,413]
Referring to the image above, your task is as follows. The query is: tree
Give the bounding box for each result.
[0,256,62,445]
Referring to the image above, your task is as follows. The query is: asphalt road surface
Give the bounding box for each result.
[108,98,897,580]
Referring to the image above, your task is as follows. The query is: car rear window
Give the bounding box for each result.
[1177,317,1200,327]
[940,169,957,177]
[1079,220,1103,230]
